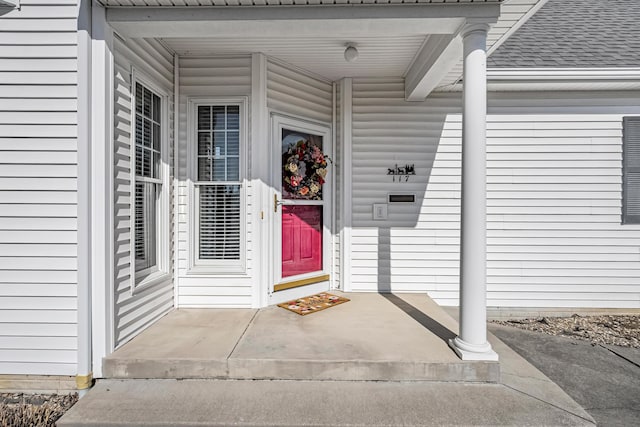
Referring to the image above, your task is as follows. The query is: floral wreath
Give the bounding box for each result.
[283,139,331,200]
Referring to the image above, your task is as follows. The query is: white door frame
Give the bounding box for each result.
[268,113,333,305]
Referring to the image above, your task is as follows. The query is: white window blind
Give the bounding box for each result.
[135,182,157,269]
[623,117,640,224]
[196,105,242,261]
[199,185,241,260]
[134,82,162,275]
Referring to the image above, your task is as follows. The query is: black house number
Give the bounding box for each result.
[388,164,415,182]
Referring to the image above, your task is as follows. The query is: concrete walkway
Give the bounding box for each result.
[58,378,594,427]
[60,293,597,426]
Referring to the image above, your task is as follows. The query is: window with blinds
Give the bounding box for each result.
[134,82,162,278]
[623,117,640,224]
[196,104,243,262]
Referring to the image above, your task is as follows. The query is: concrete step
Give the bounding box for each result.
[57,379,593,427]
[104,356,500,382]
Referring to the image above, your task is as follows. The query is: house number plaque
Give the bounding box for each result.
[388,164,416,182]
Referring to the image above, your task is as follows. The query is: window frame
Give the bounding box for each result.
[187,97,248,274]
[622,116,640,225]
[130,70,171,292]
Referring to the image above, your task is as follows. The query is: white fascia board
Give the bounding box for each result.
[107,4,501,22]
[110,18,463,39]
[486,0,550,57]
[436,68,640,93]
[487,68,640,81]
[106,4,500,38]
[487,68,640,90]
[405,34,462,101]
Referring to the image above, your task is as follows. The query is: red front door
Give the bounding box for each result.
[276,125,328,289]
[281,205,323,278]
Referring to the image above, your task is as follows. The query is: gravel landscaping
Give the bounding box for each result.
[493,314,640,348]
[0,393,78,427]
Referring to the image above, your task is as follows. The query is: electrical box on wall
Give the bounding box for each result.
[373,203,388,220]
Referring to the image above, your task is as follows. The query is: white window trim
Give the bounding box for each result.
[130,69,171,293]
[187,96,249,275]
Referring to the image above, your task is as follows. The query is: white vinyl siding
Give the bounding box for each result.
[348,80,640,308]
[0,2,78,376]
[177,56,254,308]
[484,91,640,308]
[113,37,174,347]
[484,105,640,308]
[267,60,333,125]
[350,78,461,296]
[622,117,640,224]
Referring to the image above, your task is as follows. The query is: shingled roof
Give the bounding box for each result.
[488,0,640,68]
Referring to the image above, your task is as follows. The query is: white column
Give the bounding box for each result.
[449,23,498,362]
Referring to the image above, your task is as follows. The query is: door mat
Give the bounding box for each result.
[278,293,350,316]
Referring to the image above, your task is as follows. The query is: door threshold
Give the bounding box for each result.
[274,274,330,292]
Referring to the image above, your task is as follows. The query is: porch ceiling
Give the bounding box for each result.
[161,35,428,80]
[104,1,546,95]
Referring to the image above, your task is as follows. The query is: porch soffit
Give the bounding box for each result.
[160,36,427,81]
[103,1,545,96]
[105,2,500,83]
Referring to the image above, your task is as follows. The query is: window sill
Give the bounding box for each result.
[133,270,172,295]
[186,264,248,277]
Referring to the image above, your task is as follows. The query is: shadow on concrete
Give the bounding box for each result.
[380,293,457,344]
[377,227,456,344]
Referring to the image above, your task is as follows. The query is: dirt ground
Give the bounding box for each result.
[0,393,78,427]
[493,314,640,348]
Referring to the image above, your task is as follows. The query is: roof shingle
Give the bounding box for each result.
[488,0,640,68]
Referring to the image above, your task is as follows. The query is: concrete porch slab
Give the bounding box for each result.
[103,293,499,382]
[66,294,595,426]
[104,308,258,379]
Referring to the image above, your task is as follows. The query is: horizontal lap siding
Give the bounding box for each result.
[267,60,333,125]
[177,56,254,308]
[113,38,174,347]
[485,103,640,308]
[350,78,462,298]
[350,81,640,308]
[0,2,78,376]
